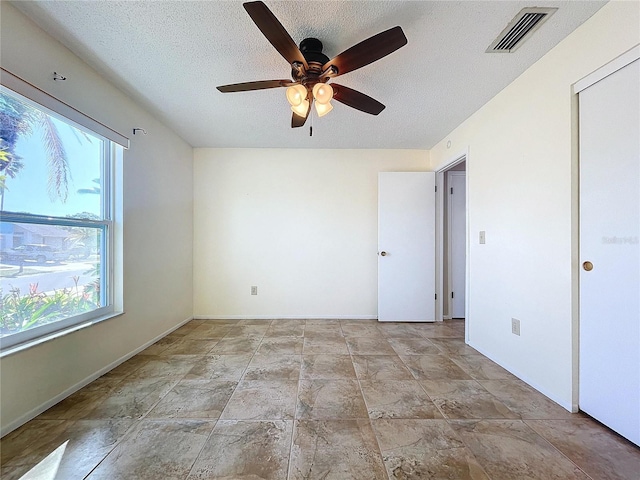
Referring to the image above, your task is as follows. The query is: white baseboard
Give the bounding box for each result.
[0,316,192,438]
[467,340,574,413]
[194,315,378,320]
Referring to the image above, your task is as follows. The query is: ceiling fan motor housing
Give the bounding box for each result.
[294,38,331,83]
[299,38,330,65]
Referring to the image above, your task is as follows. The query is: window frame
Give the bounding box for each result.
[0,70,126,353]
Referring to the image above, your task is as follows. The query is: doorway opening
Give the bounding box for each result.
[435,154,468,336]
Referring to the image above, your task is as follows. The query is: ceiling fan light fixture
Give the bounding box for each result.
[312,83,333,104]
[315,101,333,117]
[291,99,310,117]
[286,84,307,106]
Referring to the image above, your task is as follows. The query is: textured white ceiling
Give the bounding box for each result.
[12,1,606,149]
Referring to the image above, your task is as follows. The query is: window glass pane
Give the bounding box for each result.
[0,221,104,336]
[1,83,112,349]
[1,89,103,218]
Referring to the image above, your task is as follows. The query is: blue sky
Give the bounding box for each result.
[2,101,103,218]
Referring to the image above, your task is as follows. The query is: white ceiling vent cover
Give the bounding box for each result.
[487,7,557,53]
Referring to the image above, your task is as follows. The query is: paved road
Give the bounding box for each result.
[0,261,96,295]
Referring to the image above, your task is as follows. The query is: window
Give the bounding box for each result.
[0,72,126,351]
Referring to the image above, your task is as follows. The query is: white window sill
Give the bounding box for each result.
[0,311,124,358]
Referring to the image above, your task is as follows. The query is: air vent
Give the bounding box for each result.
[487,7,557,53]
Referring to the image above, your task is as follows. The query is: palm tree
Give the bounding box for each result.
[0,92,70,207]
[0,140,25,211]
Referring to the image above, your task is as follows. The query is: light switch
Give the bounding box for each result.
[479,231,486,244]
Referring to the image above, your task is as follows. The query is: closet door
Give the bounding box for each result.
[578,53,639,446]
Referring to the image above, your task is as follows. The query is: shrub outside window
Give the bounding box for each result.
[0,84,116,350]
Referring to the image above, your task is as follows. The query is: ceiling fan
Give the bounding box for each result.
[217,1,408,128]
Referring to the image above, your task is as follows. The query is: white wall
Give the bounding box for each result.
[194,148,428,318]
[430,1,640,410]
[0,3,194,434]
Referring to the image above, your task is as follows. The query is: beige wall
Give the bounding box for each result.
[0,3,194,434]
[193,148,428,318]
[430,1,639,410]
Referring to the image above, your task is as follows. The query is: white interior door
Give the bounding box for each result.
[378,172,435,322]
[578,57,639,445]
[448,171,466,318]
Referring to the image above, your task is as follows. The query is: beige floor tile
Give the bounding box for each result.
[450,354,516,380]
[126,355,202,379]
[430,338,479,356]
[184,353,253,380]
[223,324,270,337]
[244,354,301,380]
[1,419,134,480]
[100,355,152,380]
[237,319,273,326]
[303,325,344,337]
[265,323,305,337]
[256,336,304,355]
[479,380,577,419]
[303,336,349,354]
[377,323,424,339]
[340,319,379,325]
[401,354,473,380]
[340,323,384,337]
[184,323,232,339]
[420,380,518,419]
[387,337,441,355]
[187,420,293,480]
[417,325,463,338]
[305,319,340,326]
[300,354,357,379]
[526,419,640,480]
[372,419,489,479]
[86,419,214,480]
[1,419,67,466]
[147,379,237,418]
[39,377,124,420]
[289,419,387,480]
[346,337,396,355]
[352,355,414,380]
[141,336,181,355]
[83,377,179,419]
[450,419,591,479]
[220,380,298,420]
[296,379,368,419]
[1,465,28,480]
[167,323,199,337]
[271,319,306,325]
[209,335,263,354]
[360,380,443,419]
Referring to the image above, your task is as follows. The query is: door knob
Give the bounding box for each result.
[583,261,593,271]
[380,251,387,256]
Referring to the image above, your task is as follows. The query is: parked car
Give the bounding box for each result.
[0,244,66,263]
[64,243,91,260]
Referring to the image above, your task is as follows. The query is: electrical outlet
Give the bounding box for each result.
[511,318,521,336]
[251,286,257,295]
[479,231,486,244]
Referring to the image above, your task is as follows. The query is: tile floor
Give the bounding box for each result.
[2,319,639,479]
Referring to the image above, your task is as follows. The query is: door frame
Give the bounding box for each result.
[435,150,469,339]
